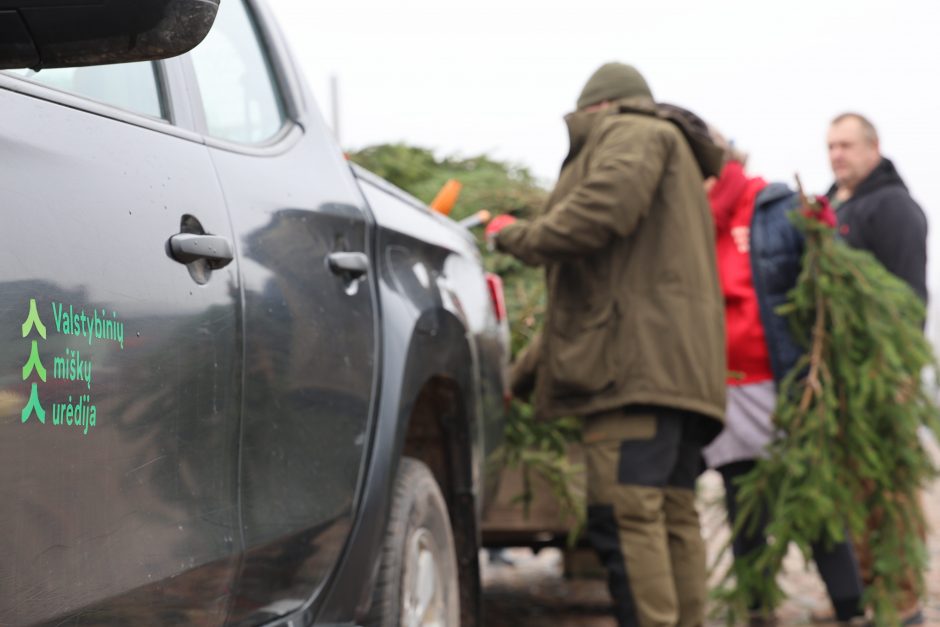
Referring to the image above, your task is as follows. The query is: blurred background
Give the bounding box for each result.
[268,0,940,339]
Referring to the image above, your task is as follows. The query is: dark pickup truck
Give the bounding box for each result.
[0,1,508,625]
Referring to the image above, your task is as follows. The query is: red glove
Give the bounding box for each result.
[485,214,517,239]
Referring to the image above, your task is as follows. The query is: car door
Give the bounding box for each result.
[182,0,379,623]
[0,60,242,625]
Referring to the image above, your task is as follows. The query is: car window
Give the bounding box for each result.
[189,0,285,144]
[5,62,165,119]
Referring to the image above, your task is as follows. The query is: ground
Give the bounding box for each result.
[482,432,940,626]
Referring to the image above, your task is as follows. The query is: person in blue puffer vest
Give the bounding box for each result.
[749,182,806,382]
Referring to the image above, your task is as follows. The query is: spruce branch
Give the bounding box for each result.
[713,177,940,625]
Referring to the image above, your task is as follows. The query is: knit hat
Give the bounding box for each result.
[577,62,653,110]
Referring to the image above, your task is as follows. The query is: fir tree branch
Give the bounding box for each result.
[801,278,827,412]
[714,176,940,625]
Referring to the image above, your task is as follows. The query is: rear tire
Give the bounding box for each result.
[366,457,460,627]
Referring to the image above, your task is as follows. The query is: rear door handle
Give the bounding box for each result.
[327,252,369,279]
[169,233,234,269]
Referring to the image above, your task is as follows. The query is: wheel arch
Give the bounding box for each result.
[311,305,483,627]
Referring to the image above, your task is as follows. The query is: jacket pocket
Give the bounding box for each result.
[549,303,619,397]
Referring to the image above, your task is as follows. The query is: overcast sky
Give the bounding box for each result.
[267,0,940,322]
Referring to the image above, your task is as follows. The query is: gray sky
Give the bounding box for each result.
[268,0,940,322]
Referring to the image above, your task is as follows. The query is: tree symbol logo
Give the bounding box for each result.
[21,299,47,425]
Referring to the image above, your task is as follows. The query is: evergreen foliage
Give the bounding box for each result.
[350,143,545,227]
[717,191,940,625]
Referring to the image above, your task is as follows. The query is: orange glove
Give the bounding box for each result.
[485,214,517,239]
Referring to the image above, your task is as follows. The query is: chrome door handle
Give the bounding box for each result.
[327,252,369,279]
[168,233,234,269]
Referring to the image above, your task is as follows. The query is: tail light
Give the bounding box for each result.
[485,272,507,323]
[486,272,512,410]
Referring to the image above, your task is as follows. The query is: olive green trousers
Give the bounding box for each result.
[583,406,707,627]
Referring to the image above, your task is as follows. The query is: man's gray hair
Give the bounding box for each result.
[832,112,879,145]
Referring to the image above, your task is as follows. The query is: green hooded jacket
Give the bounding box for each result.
[497,96,726,439]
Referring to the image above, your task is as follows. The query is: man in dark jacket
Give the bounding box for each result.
[827,112,928,625]
[487,63,726,627]
[827,112,928,301]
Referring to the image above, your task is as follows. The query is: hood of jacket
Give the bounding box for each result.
[827,157,907,200]
[562,96,721,180]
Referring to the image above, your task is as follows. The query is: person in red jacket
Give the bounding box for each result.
[702,139,778,482]
[702,129,867,626]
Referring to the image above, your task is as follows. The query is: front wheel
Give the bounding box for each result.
[367,457,460,627]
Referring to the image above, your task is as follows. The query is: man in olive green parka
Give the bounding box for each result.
[489,63,726,627]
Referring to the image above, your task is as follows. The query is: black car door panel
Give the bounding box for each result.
[185,0,379,622]
[0,80,241,625]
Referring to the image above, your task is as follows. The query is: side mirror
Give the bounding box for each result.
[0,0,219,71]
